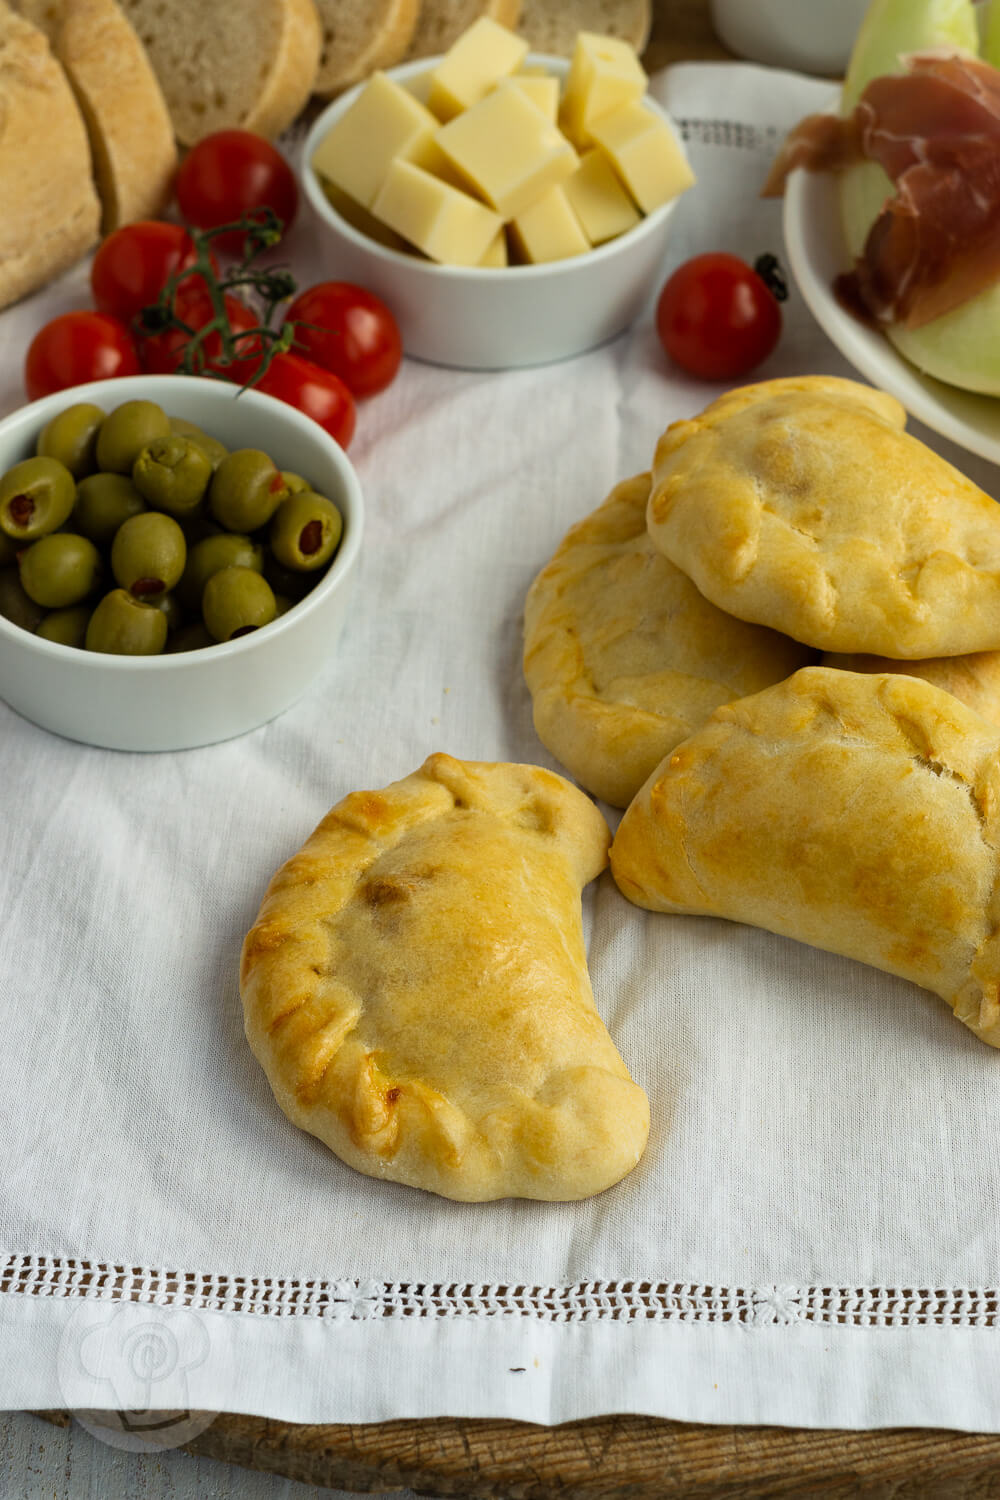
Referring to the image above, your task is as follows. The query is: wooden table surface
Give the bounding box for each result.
[30,4,1000,1496]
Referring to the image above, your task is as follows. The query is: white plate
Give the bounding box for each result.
[782,149,1000,466]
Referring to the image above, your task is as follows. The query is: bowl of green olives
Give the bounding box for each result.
[0,375,364,751]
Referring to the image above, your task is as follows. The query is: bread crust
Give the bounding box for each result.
[823,649,1000,729]
[50,0,176,230]
[241,753,649,1201]
[517,0,651,55]
[648,375,1000,659]
[0,2,99,310]
[611,666,1000,1048]
[406,0,523,59]
[523,472,812,807]
[313,0,420,96]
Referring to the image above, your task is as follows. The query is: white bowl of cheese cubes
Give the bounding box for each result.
[301,21,696,370]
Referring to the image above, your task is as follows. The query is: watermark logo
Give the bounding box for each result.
[56,1302,218,1453]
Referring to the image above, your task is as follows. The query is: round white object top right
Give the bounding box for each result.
[709,0,871,75]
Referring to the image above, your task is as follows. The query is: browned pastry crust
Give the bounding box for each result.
[610,666,1000,1049]
[523,472,812,807]
[648,376,1000,659]
[241,753,649,1201]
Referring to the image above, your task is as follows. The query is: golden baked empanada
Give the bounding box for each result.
[822,650,1000,730]
[610,667,1000,1048]
[241,753,649,1201]
[523,472,812,808]
[648,375,1000,658]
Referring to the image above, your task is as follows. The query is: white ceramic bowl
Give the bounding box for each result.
[301,56,689,370]
[0,375,364,752]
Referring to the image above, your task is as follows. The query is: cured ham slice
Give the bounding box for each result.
[764,53,1000,329]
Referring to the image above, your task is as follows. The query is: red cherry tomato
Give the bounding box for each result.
[175,130,298,255]
[655,253,782,381]
[24,311,140,400]
[138,283,259,377]
[286,281,402,398]
[247,351,356,449]
[90,221,206,323]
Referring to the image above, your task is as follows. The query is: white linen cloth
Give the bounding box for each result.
[5,62,1000,1434]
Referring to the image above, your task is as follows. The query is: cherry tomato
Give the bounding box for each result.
[286,281,402,398]
[175,130,298,255]
[655,253,782,381]
[90,221,206,323]
[247,351,356,449]
[138,283,259,377]
[24,311,140,400]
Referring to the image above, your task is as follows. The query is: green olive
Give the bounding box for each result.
[0,567,45,631]
[36,604,92,648]
[178,532,263,611]
[146,589,184,633]
[269,491,343,571]
[74,472,147,545]
[19,533,102,608]
[0,456,76,541]
[262,552,314,601]
[85,588,168,655]
[202,566,277,641]
[132,434,212,516]
[110,511,186,598]
[281,470,310,494]
[166,621,214,653]
[209,449,289,532]
[170,417,229,471]
[35,402,105,478]
[95,399,171,475]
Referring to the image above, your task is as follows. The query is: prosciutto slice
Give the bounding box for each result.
[765,53,1000,329]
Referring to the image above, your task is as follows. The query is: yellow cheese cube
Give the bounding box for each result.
[563,148,641,244]
[478,229,509,267]
[559,31,647,146]
[506,73,560,121]
[434,82,579,220]
[589,104,696,214]
[509,184,591,264]
[371,159,503,265]
[320,180,413,253]
[312,72,441,209]
[427,16,529,121]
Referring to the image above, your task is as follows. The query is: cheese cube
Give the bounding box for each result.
[478,229,509,267]
[509,185,590,264]
[427,16,529,121]
[589,104,696,214]
[559,32,647,146]
[506,73,560,121]
[434,82,579,220]
[312,72,441,209]
[320,180,412,253]
[371,159,503,265]
[563,148,641,244]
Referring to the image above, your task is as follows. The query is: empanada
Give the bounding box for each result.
[523,472,812,807]
[610,667,1000,1048]
[648,375,1000,658]
[823,650,1000,730]
[241,753,649,1201]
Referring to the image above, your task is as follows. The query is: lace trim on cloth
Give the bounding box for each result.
[3,1257,999,1327]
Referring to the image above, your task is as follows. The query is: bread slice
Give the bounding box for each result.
[405,0,522,59]
[0,2,99,310]
[517,0,651,55]
[313,0,420,96]
[13,0,176,231]
[116,0,322,144]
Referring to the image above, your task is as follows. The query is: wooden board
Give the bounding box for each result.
[37,7,990,1497]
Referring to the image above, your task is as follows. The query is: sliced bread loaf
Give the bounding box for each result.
[14,0,176,231]
[116,0,322,143]
[517,0,652,55]
[0,2,100,309]
[313,0,420,96]
[405,0,522,59]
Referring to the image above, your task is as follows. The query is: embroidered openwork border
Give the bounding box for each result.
[3,1258,998,1328]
